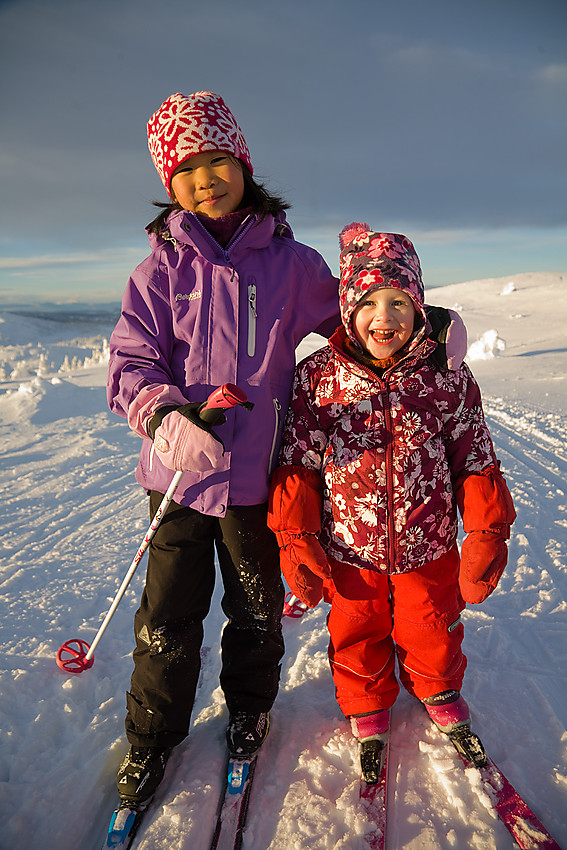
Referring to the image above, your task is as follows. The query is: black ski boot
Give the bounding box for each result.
[447,725,487,768]
[116,745,172,804]
[226,711,269,757]
[360,738,388,784]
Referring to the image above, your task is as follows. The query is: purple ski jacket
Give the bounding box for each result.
[107,209,339,515]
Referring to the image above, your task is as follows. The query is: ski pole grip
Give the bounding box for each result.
[198,383,253,424]
[198,406,227,425]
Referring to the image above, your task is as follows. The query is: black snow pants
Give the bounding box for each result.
[125,494,285,748]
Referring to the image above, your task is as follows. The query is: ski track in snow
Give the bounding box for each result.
[0,292,566,849]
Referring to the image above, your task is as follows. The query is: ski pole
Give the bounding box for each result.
[57,383,253,673]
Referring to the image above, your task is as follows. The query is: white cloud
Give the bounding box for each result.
[536,63,567,85]
[0,250,141,270]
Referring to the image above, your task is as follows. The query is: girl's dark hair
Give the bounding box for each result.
[146,160,290,235]
[240,165,290,216]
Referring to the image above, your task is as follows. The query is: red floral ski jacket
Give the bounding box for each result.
[277,327,499,575]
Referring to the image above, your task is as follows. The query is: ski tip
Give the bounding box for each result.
[104,802,147,849]
[228,759,250,795]
[227,755,257,795]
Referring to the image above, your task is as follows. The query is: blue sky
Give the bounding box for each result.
[0,0,565,303]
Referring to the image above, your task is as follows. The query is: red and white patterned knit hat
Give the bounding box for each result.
[147,91,253,196]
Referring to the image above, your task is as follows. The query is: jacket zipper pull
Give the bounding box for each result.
[222,248,237,282]
[248,282,257,356]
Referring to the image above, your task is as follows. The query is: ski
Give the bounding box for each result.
[358,719,561,850]
[209,754,258,850]
[359,736,390,850]
[467,754,560,849]
[443,725,561,849]
[102,799,150,849]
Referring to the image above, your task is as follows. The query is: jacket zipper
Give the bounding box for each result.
[247,283,257,356]
[223,214,255,281]
[268,397,281,473]
[332,340,434,575]
[220,216,258,351]
[382,385,396,573]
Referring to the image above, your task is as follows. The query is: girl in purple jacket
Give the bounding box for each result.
[107,91,341,804]
[268,223,516,782]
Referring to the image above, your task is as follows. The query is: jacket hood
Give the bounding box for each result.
[338,223,426,345]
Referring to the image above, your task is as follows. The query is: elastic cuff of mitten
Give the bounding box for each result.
[278,531,316,549]
[127,383,190,439]
[479,527,510,541]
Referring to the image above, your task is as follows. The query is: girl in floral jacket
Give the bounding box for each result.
[268,223,516,780]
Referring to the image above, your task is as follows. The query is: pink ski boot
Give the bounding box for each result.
[422,689,470,732]
[350,710,390,784]
[422,690,487,767]
[350,709,390,742]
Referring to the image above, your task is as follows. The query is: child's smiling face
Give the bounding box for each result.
[352,287,416,359]
[170,150,245,218]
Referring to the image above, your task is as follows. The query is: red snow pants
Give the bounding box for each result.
[325,545,467,717]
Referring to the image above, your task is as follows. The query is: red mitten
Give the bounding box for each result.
[456,467,516,603]
[268,465,330,608]
[280,534,330,608]
[459,530,508,604]
[457,467,516,533]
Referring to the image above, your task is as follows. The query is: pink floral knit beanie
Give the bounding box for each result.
[147,92,253,196]
[338,223,425,337]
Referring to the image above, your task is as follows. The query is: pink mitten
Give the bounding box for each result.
[425,306,468,370]
[153,407,224,473]
[444,309,468,370]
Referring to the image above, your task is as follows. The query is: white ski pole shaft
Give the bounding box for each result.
[58,383,253,671]
[84,469,183,661]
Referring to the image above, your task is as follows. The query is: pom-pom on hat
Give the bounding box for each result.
[147,91,253,196]
[338,222,425,340]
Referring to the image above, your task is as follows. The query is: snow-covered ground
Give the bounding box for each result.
[0,271,565,849]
